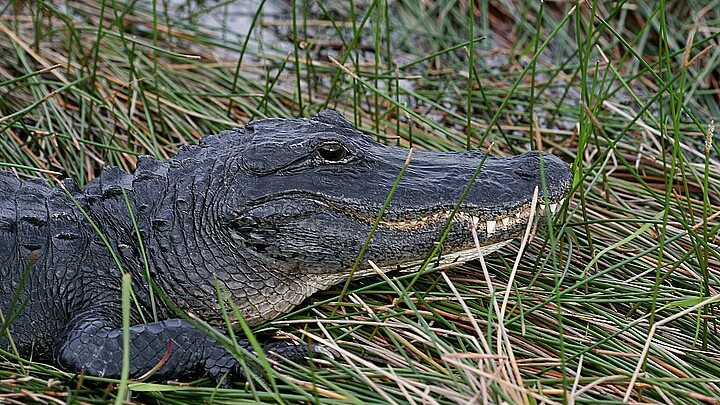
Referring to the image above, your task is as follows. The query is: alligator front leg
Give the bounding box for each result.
[53,314,314,386]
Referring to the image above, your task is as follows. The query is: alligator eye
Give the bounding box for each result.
[317,142,348,162]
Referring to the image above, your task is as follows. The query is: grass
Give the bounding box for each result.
[1,0,719,403]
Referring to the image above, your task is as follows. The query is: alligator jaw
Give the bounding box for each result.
[229,190,566,276]
[317,198,565,286]
[365,196,565,272]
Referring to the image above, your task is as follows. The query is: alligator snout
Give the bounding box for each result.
[510,150,573,200]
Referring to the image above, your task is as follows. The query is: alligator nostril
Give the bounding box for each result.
[513,151,561,180]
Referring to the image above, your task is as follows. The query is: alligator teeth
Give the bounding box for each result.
[550,203,558,213]
[539,203,546,212]
[472,215,480,227]
[486,220,497,235]
[502,217,510,227]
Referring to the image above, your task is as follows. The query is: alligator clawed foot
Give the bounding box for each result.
[206,341,333,389]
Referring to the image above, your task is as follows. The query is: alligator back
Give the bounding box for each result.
[0,171,117,359]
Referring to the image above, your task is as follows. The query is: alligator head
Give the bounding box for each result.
[142,110,572,326]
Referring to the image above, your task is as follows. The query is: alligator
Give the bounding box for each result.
[0,110,572,384]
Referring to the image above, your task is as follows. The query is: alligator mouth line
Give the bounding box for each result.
[332,197,565,236]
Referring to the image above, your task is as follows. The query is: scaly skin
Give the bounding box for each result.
[0,110,572,383]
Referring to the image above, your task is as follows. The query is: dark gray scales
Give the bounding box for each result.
[0,110,572,384]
